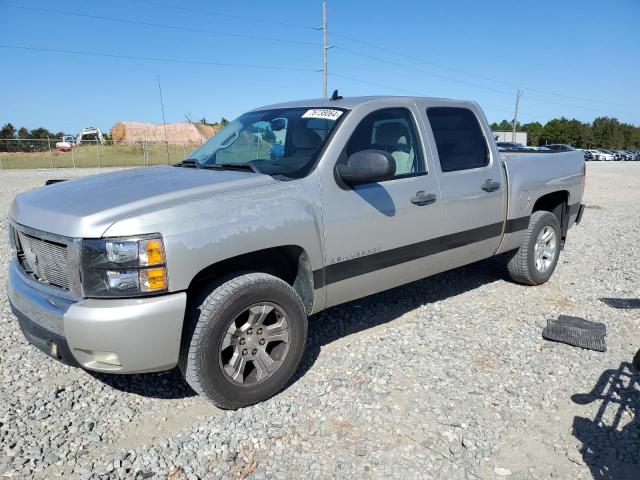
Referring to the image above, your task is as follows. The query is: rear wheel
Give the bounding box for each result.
[179,272,308,409]
[507,210,561,286]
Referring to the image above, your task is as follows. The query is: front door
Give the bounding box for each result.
[319,105,443,308]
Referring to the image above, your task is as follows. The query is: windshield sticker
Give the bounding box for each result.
[302,109,343,121]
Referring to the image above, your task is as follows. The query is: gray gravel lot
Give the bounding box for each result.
[1,163,639,479]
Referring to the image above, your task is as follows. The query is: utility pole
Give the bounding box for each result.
[157,74,170,164]
[512,89,522,142]
[322,0,328,98]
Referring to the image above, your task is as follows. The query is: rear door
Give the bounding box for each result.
[418,102,505,268]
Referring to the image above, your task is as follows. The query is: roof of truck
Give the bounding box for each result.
[253,95,474,111]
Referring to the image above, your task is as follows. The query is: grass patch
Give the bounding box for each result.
[0,143,197,169]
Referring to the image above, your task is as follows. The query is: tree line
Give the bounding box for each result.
[490,116,640,149]
[0,123,113,152]
[4,115,640,152]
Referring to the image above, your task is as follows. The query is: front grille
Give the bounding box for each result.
[8,224,17,251]
[17,231,70,289]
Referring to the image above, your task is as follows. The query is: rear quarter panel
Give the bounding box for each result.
[498,151,585,253]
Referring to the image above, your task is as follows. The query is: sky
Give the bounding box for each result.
[1,0,639,134]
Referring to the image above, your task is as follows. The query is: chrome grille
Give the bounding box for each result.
[17,231,70,289]
[8,224,17,251]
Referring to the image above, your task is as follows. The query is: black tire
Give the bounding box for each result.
[179,272,308,409]
[633,349,640,372]
[506,210,562,286]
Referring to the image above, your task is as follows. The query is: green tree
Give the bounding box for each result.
[522,122,543,146]
[0,123,16,138]
[29,127,52,139]
[0,123,17,152]
[497,119,513,131]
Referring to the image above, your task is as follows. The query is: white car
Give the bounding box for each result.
[597,150,615,161]
[585,149,603,161]
[55,135,77,152]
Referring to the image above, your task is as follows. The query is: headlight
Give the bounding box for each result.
[81,234,168,297]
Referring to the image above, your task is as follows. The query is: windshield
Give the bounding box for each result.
[186,107,344,178]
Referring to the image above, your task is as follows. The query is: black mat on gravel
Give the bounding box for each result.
[600,297,640,309]
[542,315,606,352]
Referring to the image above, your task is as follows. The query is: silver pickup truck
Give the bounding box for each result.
[8,96,586,408]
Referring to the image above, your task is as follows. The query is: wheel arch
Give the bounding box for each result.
[186,245,316,315]
[531,190,569,241]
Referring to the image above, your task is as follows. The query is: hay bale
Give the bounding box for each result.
[110,122,221,144]
[194,123,222,138]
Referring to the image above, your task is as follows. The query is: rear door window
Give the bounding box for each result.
[426,107,489,172]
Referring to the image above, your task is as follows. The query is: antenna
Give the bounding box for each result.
[330,89,342,101]
[157,74,170,163]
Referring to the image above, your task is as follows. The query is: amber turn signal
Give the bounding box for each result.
[141,238,165,266]
[140,267,167,292]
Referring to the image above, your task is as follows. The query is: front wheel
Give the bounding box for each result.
[179,272,308,409]
[506,210,561,286]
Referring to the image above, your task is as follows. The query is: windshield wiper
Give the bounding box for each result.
[174,159,200,168]
[203,162,261,174]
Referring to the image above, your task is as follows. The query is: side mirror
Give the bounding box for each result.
[270,118,286,132]
[336,150,396,185]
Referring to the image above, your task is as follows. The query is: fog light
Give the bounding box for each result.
[85,350,121,366]
[49,341,59,359]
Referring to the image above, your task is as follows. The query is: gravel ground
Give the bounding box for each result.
[1,163,639,480]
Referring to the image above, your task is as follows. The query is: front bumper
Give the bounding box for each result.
[8,259,187,373]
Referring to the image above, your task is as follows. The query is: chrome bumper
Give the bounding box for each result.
[8,259,187,373]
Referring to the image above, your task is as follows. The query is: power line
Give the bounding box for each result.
[103,0,622,117]
[120,0,316,31]
[10,3,628,115]
[0,42,541,120]
[329,31,628,109]
[0,41,569,123]
[0,44,560,123]
[329,73,422,96]
[0,44,319,72]
[333,46,634,116]
[335,47,515,96]
[329,73,544,121]
[39,0,625,111]
[5,4,321,48]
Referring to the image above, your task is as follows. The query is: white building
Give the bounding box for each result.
[492,131,528,146]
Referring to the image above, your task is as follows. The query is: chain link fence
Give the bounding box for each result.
[0,138,205,169]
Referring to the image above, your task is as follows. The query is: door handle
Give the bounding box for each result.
[411,191,437,206]
[481,179,501,192]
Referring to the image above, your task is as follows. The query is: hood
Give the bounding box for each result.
[9,166,276,237]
